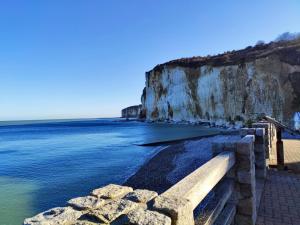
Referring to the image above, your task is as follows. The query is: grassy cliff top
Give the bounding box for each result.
[150,38,300,73]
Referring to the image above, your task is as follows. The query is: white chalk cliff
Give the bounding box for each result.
[140,39,300,126]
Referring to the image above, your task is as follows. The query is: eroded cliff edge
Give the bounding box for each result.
[141,39,300,126]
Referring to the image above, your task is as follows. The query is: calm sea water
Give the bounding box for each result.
[0,118,219,225]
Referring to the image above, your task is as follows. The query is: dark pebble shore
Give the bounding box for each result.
[124,133,241,224]
[124,142,185,194]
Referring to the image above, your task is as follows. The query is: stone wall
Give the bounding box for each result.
[211,135,258,225]
[24,184,171,225]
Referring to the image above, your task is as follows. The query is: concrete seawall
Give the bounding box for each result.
[25,121,278,225]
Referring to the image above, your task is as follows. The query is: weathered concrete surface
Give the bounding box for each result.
[195,179,234,225]
[214,203,236,225]
[161,151,235,209]
[141,39,300,126]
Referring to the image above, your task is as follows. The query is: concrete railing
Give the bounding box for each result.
[252,121,278,167]
[152,126,270,225]
[153,152,235,225]
[24,127,270,225]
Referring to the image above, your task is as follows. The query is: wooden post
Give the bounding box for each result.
[276,127,284,170]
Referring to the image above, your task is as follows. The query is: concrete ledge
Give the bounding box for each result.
[161,152,235,210]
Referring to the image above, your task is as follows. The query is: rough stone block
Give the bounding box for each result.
[116,208,172,225]
[68,196,106,210]
[235,214,255,225]
[236,136,254,155]
[255,150,265,160]
[153,195,194,225]
[237,197,256,216]
[255,128,265,137]
[83,199,139,223]
[254,137,264,148]
[239,183,255,198]
[123,189,158,204]
[24,207,84,225]
[255,169,266,179]
[236,154,252,170]
[254,143,264,152]
[91,184,133,199]
[237,169,255,185]
[255,157,266,169]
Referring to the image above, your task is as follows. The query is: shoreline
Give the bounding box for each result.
[137,129,239,146]
[124,141,185,193]
[124,133,241,194]
[124,133,241,224]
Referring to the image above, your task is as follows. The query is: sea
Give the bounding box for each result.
[0,118,219,225]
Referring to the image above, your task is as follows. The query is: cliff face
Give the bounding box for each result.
[121,105,142,118]
[141,39,300,126]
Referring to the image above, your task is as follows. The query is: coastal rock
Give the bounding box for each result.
[123,189,158,204]
[91,184,133,199]
[72,220,105,225]
[121,105,142,119]
[68,196,106,210]
[141,38,300,126]
[118,207,172,225]
[23,207,84,225]
[83,199,139,223]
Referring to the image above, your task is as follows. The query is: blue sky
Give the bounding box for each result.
[0,0,299,121]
